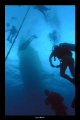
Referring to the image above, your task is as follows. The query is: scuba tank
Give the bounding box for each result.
[59,43,75,51]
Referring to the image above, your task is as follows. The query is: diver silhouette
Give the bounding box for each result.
[49,43,75,85]
[33,5,50,17]
[44,90,68,116]
[5,25,17,43]
[18,35,38,51]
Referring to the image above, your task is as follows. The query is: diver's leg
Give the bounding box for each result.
[9,34,14,43]
[69,57,75,77]
[42,7,50,17]
[7,33,11,41]
[42,11,47,17]
[69,57,75,84]
[43,6,50,11]
[60,55,72,82]
[40,10,47,17]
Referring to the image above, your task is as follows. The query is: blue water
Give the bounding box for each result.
[5,5,75,116]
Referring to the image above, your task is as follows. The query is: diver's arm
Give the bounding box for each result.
[49,53,55,67]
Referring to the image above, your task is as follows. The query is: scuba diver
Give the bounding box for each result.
[5,25,17,43]
[49,43,75,85]
[18,35,38,51]
[33,5,50,17]
[44,90,68,116]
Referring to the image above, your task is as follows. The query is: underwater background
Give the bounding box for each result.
[5,5,75,116]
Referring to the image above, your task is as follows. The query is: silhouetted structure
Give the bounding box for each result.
[44,90,68,116]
